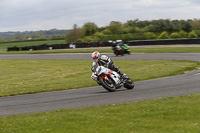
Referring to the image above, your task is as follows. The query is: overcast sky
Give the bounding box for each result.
[0,0,200,32]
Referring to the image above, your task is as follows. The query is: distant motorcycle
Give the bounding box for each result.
[91,64,134,92]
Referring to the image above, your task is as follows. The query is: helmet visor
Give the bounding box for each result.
[93,57,98,62]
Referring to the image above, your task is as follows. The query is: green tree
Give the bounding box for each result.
[82,22,98,36]
[38,35,47,40]
[145,32,157,39]
[143,24,156,32]
[179,30,187,38]
[194,30,200,37]
[171,20,182,31]
[188,30,198,38]
[93,32,106,41]
[158,31,169,39]
[125,19,139,27]
[151,19,171,32]
[181,20,192,32]
[122,27,130,34]
[66,24,84,43]
[107,21,123,34]
[170,32,180,39]
[101,29,112,34]
[82,36,93,42]
[76,38,84,42]
[190,18,200,30]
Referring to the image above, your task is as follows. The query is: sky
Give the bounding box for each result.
[0,0,200,32]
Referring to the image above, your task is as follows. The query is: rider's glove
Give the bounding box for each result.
[91,75,98,81]
[104,64,108,67]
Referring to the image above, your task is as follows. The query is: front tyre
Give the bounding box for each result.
[121,50,124,56]
[124,79,134,89]
[114,50,119,56]
[99,76,116,92]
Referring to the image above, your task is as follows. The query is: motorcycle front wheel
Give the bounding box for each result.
[120,50,124,56]
[124,79,135,89]
[99,76,116,92]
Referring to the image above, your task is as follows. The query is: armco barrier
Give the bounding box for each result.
[7,39,200,52]
[126,38,200,46]
[7,47,20,51]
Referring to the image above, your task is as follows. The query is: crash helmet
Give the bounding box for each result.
[91,51,100,62]
[116,40,123,43]
[116,40,124,45]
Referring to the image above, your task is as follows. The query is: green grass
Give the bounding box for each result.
[0,59,199,97]
[1,41,200,132]
[1,46,200,54]
[0,94,200,133]
[0,59,200,133]
[133,47,200,53]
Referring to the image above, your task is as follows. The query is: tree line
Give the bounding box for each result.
[66,19,200,43]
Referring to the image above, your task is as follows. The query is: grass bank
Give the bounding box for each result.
[1,93,200,133]
[0,59,199,97]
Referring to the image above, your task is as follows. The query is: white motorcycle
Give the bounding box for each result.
[91,64,134,92]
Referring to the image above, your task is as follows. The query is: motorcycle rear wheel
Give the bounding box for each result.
[99,76,116,92]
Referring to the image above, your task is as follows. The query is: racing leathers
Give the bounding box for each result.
[91,54,124,82]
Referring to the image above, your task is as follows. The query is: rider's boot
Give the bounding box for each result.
[117,70,127,79]
[110,64,127,78]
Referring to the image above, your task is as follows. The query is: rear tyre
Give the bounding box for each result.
[99,76,116,92]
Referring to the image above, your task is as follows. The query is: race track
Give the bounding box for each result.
[0,53,200,116]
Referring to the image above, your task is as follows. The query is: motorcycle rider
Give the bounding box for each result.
[91,51,125,81]
[112,41,121,51]
[116,40,126,47]
[111,41,117,50]
[116,40,131,55]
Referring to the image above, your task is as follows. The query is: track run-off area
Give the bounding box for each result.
[0,53,200,116]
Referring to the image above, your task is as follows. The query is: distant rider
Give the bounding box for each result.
[112,41,117,50]
[116,40,125,47]
[91,51,125,81]
[112,41,121,51]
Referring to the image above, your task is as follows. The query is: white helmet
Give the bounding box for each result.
[91,51,100,62]
[116,40,122,43]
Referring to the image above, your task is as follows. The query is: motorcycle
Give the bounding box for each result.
[91,64,134,92]
[112,45,124,56]
[121,44,131,55]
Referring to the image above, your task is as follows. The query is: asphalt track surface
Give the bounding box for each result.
[0,53,200,116]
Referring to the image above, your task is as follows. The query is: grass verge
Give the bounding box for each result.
[0,59,199,97]
[0,94,200,133]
